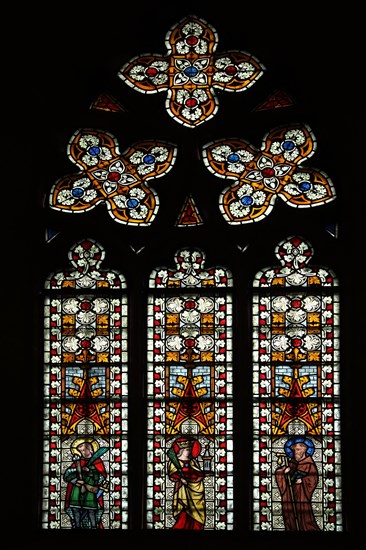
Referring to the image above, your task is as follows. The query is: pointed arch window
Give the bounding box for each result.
[31,8,351,540]
[146,248,233,529]
[252,235,342,531]
[42,239,129,529]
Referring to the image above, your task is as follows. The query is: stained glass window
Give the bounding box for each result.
[202,124,336,224]
[252,235,342,531]
[146,248,233,529]
[25,5,355,543]
[118,15,264,127]
[175,194,204,227]
[252,89,294,111]
[42,239,129,529]
[49,129,177,226]
[90,92,127,113]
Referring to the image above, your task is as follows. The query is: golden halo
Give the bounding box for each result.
[71,437,100,456]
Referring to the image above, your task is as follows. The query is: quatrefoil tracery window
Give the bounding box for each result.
[118,15,265,128]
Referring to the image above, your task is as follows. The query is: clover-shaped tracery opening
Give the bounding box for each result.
[118,15,264,127]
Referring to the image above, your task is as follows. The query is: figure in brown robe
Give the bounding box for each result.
[275,438,320,531]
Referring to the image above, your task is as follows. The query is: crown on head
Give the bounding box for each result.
[176,438,194,449]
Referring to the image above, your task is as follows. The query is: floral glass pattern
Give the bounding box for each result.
[49,129,177,225]
[118,15,264,128]
[202,124,336,224]
[252,235,342,531]
[42,239,129,529]
[146,248,234,529]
